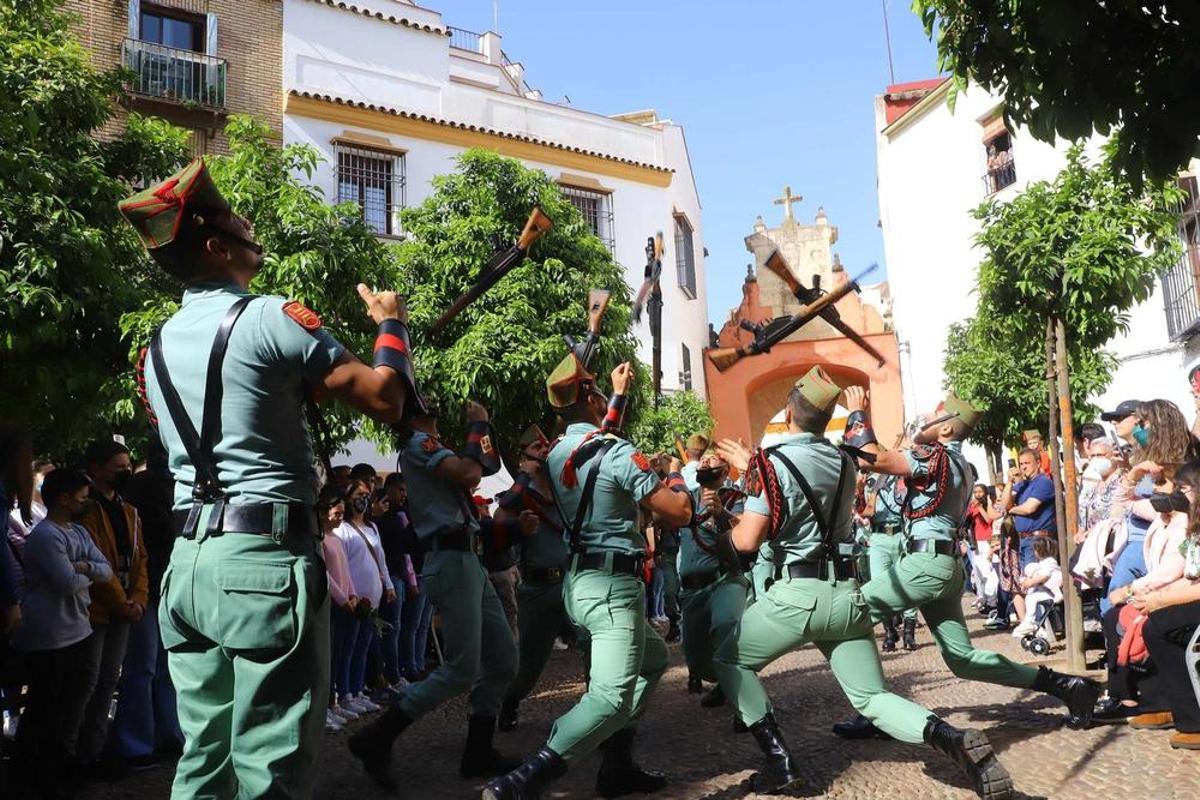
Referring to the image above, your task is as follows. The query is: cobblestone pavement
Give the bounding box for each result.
[83,597,1197,799]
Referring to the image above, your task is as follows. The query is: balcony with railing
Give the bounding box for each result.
[1163,178,1200,341]
[982,159,1017,196]
[122,38,227,110]
[449,26,483,53]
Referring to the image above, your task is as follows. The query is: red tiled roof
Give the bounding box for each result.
[305,0,452,36]
[882,77,949,126]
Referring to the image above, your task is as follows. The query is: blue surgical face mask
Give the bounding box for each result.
[1132,423,1151,448]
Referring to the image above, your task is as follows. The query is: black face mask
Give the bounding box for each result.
[112,469,133,494]
[351,496,370,515]
[696,466,725,487]
[1149,490,1190,514]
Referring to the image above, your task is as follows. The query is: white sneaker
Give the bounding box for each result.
[1012,621,1037,638]
[325,710,344,732]
[353,694,381,713]
[336,698,361,720]
[390,677,410,692]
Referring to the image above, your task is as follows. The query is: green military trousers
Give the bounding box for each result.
[713,574,937,743]
[160,525,329,800]
[861,551,1038,689]
[399,550,517,719]
[502,578,567,709]
[866,532,918,622]
[546,560,668,763]
[680,574,749,682]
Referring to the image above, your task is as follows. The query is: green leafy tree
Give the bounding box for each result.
[120,116,400,452]
[0,0,189,457]
[943,144,1181,468]
[913,0,1200,189]
[390,149,639,453]
[627,387,714,457]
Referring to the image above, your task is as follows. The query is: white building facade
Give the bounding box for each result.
[874,78,1200,469]
[282,0,710,398]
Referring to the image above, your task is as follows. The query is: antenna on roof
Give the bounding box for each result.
[881,0,896,85]
[493,0,500,34]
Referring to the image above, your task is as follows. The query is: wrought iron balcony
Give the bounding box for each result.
[448,26,483,53]
[122,38,227,110]
[982,160,1017,196]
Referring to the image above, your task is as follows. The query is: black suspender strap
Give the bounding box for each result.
[149,296,256,538]
[556,439,619,555]
[768,445,854,571]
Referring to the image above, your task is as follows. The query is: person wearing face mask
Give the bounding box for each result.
[73,438,149,776]
[831,389,1100,744]
[496,425,569,733]
[1077,438,1123,538]
[9,469,114,796]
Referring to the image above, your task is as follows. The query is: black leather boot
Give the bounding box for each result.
[498,701,519,732]
[687,674,703,694]
[460,715,522,778]
[348,705,412,792]
[700,683,726,708]
[747,713,802,794]
[903,617,918,651]
[831,713,892,740]
[482,746,568,800]
[922,716,1013,800]
[665,616,681,644]
[881,618,899,652]
[1031,665,1101,729]
[594,728,668,798]
[733,715,749,734]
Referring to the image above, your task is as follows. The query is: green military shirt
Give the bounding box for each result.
[870,474,903,530]
[901,441,972,542]
[548,423,660,555]
[497,482,568,570]
[145,284,345,511]
[679,480,745,577]
[400,431,479,541]
[743,432,854,567]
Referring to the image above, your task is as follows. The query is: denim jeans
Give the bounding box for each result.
[399,576,433,677]
[106,601,182,759]
[72,621,132,765]
[379,575,405,684]
[330,606,359,697]
[1101,534,1147,615]
[647,566,665,619]
[349,617,376,696]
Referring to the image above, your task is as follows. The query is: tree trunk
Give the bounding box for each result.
[1054,317,1087,672]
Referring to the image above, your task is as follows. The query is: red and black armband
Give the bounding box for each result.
[136,346,158,428]
[600,393,627,433]
[665,471,689,494]
[373,319,411,373]
[844,409,877,449]
[460,420,502,476]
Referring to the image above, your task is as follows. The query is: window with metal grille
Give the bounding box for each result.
[335,145,406,237]
[561,185,614,252]
[680,342,693,391]
[1163,175,1200,341]
[674,214,696,298]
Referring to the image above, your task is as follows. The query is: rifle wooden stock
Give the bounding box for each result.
[632,232,665,322]
[674,434,688,462]
[428,207,553,335]
[587,289,611,335]
[762,250,801,294]
[708,268,873,372]
[517,206,553,250]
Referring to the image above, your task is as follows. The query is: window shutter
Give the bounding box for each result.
[206,13,218,54]
[127,0,140,38]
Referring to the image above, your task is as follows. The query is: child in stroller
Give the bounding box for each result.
[1013,538,1064,654]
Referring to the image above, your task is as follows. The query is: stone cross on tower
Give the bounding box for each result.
[774,185,803,221]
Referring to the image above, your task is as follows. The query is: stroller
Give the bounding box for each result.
[1019,596,1065,657]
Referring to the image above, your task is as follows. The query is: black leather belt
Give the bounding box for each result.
[779,559,856,581]
[571,552,644,577]
[429,528,477,553]
[523,566,565,584]
[173,502,316,540]
[875,524,900,535]
[1018,530,1052,540]
[906,538,957,556]
[681,569,723,591]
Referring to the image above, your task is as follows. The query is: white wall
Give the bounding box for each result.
[875,83,1191,467]
[283,0,710,399]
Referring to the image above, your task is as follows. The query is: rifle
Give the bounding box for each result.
[631,232,664,323]
[760,250,887,367]
[673,434,688,463]
[563,288,612,369]
[428,207,553,335]
[709,260,878,372]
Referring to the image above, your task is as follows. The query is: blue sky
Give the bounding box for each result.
[431,1,941,323]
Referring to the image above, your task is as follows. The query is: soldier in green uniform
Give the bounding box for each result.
[865,471,919,652]
[712,368,1014,799]
[678,452,748,709]
[832,387,1101,740]
[350,396,524,789]
[120,159,409,799]
[484,355,692,800]
[496,424,569,732]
